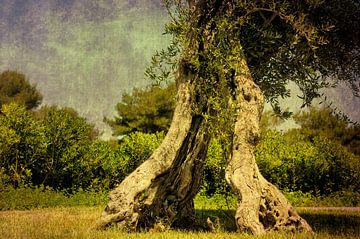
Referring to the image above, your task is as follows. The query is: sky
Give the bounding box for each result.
[0,0,167,138]
[0,0,359,138]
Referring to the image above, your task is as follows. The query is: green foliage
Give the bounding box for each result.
[81,140,123,190]
[81,132,166,190]
[0,71,42,110]
[33,106,98,190]
[107,83,176,136]
[117,131,165,175]
[156,1,360,119]
[293,107,360,155]
[201,139,230,196]
[256,130,360,196]
[0,103,47,187]
[282,191,315,207]
[0,103,100,191]
[316,191,360,207]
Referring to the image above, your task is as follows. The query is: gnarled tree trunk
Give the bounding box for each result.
[98,1,313,234]
[97,64,210,230]
[225,58,313,235]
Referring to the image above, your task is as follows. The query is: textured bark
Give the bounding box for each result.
[96,66,210,231]
[98,1,313,233]
[225,59,313,235]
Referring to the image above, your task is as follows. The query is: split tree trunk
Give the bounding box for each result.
[97,65,210,230]
[98,0,313,233]
[225,58,313,235]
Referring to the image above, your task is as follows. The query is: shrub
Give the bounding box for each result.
[255,130,360,196]
[0,103,47,187]
[32,106,98,190]
[118,131,165,176]
[201,139,230,196]
[82,132,166,190]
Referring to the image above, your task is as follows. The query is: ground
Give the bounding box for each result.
[0,206,359,239]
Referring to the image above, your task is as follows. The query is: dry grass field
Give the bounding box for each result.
[0,206,359,239]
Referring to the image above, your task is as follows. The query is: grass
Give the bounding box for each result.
[299,208,360,236]
[0,185,108,210]
[0,188,359,238]
[0,206,359,239]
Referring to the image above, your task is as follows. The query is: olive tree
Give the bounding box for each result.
[98,0,360,234]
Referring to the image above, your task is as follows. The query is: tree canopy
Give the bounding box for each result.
[0,71,42,110]
[107,83,176,135]
[292,107,360,155]
[149,0,360,118]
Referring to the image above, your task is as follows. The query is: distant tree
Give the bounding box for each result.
[0,71,42,110]
[107,83,176,135]
[293,107,360,155]
[33,106,98,190]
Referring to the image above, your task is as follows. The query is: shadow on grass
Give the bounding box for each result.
[191,209,360,236]
[300,211,360,236]
[192,209,237,232]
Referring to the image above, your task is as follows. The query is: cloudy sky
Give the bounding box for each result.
[0,0,359,138]
[0,0,168,137]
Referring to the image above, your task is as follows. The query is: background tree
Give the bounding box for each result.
[292,107,360,155]
[0,71,42,110]
[107,83,176,135]
[98,0,360,234]
[0,103,100,191]
[33,106,98,190]
[0,103,47,187]
[256,130,360,197]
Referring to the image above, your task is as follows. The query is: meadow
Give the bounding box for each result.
[0,191,359,239]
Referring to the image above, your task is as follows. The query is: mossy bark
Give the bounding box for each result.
[98,1,313,234]
[225,58,313,235]
[97,65,210,230]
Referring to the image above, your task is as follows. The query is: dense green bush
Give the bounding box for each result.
[89,131,165,189]
[201,139,230,196]
[256,130,360,195]
[0,103,47,187]
[33,106,98,190]
[118,131,165,175]
[0,103,99,191]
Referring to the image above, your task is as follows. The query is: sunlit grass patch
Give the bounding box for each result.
[0,207,359,239]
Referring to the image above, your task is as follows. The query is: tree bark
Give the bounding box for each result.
[225,58,313,235]
[97,64,210,231]
[98,1,313,233]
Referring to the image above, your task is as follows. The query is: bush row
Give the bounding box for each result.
[1,103,359,203]
[201,131,360,201]
[0,103,164,191]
